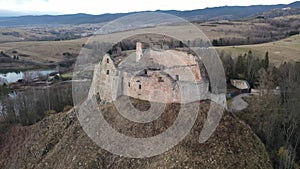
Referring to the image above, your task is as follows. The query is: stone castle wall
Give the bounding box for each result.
[122,71,180,103]
[164,65,201,82]
[97,54,120,100]
[91,47,209,104]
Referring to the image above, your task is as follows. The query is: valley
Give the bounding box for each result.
[0,2,299,168]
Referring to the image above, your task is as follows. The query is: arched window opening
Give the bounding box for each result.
[158,77,164,82]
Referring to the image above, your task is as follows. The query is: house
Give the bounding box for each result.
[230,79,251,93]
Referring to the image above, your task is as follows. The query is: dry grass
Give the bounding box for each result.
[0,99,272,168]
[215,34,300,66]
[0,38,87,62]
[0,22,248,63]
[0,28,55,43]
[0,21,299,65]
[195,21,262,39]
[273,14,300,20]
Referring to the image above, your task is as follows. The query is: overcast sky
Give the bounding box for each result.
[0,0,297,15]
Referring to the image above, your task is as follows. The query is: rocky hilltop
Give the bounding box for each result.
[0,100,272,169]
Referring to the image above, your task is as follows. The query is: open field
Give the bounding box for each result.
[0,21,299,66]
[0,27,56,43]
[273,14,300,20]
[0,38,87,63]
[0,19,265,43]
[215,34,300,66]
[0,23,244,63]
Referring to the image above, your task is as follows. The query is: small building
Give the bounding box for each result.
[230,79,251,93]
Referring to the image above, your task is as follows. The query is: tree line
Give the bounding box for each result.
[225,49,300,168]
[0,82,73,128]
[220,50,270,87]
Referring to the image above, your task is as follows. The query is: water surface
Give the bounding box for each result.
[0,70,55,83]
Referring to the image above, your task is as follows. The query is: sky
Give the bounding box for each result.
[0,0,297,16]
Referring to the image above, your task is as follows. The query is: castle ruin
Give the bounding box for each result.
[89,42,209,104]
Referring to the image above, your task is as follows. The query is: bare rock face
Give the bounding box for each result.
[0,101,272,169]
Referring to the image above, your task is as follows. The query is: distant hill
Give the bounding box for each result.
[0,1,299,26]
[262,7,300,18]
[0,13,130,26]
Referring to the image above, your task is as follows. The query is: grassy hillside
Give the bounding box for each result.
[0,23,243,63]
[0,24,299,66]
[0,28,56,43]
[0,38,86,63]
[215,34,300,66]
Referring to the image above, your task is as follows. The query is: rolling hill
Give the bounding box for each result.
[215,34,300,66]
[0,27,299,68]
[0,1,300,26]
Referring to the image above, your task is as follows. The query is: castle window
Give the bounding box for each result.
[128,82,130,87]
[175,75,179,81]
[158,77,164,82]
[144,69,147,75]
[106,58,109,63]
[106,70,109,75]
[139,84,142,89]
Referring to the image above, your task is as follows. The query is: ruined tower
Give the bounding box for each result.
[136,42,143,62]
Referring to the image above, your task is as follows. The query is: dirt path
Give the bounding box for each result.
[228,93,250,113]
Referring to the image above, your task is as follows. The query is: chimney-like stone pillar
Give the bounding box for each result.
[136,42,142,62]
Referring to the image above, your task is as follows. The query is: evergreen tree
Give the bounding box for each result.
[262,51,269,70]
[235,54,245,77]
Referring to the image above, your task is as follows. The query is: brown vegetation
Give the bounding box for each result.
[0,100,272,168]
[237,61,300,168]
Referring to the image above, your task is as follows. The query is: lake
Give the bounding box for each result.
[0,69,55,84]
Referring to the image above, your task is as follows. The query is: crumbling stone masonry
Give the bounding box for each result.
[89,42,209,104]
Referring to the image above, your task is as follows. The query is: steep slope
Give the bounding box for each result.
[0,101,272,169]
